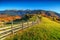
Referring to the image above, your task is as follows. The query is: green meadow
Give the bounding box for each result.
[5,17,60,40]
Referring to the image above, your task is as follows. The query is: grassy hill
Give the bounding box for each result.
[5,17,60,40]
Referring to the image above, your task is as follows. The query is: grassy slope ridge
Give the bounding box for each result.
[5,17,60,40]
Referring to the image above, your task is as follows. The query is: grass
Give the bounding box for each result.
[5,17,60,40]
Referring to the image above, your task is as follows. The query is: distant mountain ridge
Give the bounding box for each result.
[0,10,60,18]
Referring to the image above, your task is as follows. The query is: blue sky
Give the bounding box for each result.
[0,0,60,13]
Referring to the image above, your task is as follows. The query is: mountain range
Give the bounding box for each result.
[0,10,60,18]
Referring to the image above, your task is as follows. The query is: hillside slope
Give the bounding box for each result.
[5,17,60,40]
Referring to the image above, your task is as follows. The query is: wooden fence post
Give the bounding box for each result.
[27,20,29,27]
[36,16,40,24]
[21,20,24,30]
[32,21,34,26]
[11,20,14,35]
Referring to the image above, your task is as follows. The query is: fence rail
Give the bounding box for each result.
[0,20,38,40]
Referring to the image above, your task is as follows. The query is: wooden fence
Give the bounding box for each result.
[0,19,39,40]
